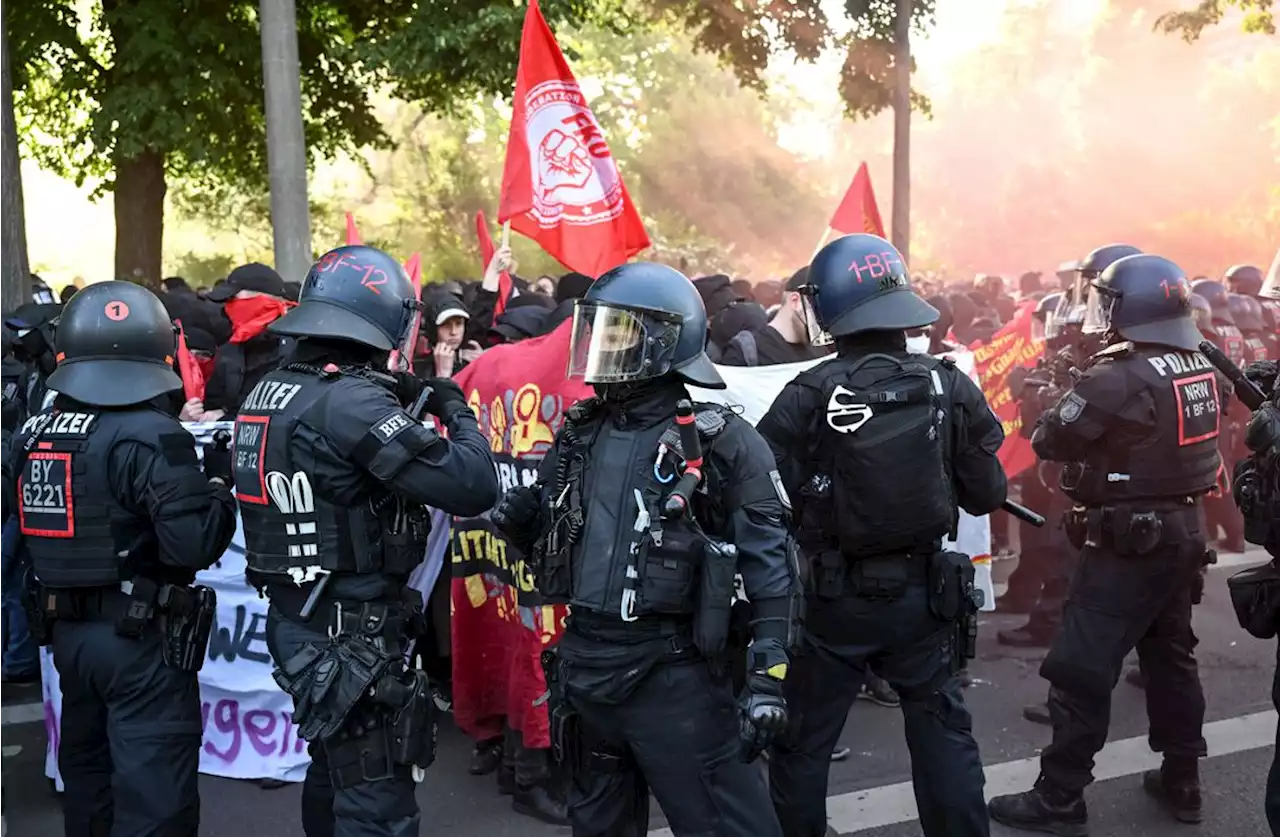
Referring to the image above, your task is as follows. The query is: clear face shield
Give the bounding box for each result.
[387,299,425,374]
[1082,282,1117,337]
[567,303,679,384]
[798,292,833,346]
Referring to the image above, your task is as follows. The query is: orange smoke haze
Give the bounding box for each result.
[824,0,1279,280]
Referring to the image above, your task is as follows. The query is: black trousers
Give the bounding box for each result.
[266,608,420,837]
[1267,642,1280,836]
[769,583,988,837]
[53,619,202,837]
[1039,507,1208,793]
[566,656,781,837]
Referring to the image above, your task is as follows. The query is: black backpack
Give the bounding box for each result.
[796,353,955,557]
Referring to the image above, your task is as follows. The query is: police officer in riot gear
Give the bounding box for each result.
[1228,262,1280,361]
[4,281,237,836]
[238,245,499,837]
[761,234,1008,837]
[989,254,1218,832]
[491,262,802,837]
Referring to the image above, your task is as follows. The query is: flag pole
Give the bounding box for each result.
[501,221,511,250]
[810,227,832,262]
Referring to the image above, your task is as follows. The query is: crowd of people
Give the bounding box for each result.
[2,238,1278,837]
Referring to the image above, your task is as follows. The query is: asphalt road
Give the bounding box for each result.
[4,553,1277,837]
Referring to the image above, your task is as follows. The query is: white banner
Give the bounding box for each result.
[43,354,993,785]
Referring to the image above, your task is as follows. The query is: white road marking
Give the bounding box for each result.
[648,711,1277,837]
[1,702,45,727]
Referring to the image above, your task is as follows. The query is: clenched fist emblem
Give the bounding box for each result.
[537,129,592,196]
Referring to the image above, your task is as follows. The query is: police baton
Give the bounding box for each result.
[1199,340,1267,411]
[1002,499,1045,528]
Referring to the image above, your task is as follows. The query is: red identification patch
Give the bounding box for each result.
[233,415,271,505]
[18,451,74,538]
[1172,372,1219,446]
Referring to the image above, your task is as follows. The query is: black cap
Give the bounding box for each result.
[206,263,287,302]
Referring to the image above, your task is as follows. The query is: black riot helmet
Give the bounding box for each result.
[1083,254,1201,352]
[1224,264,1264,297]
[1189,293,1216,336]
[271,245,423,370]
[568,262,724,390]
[1189,279,1234,326]
[1227,293,1265,332]
[1057,244,1143,333]
[46,281,182,407]
[801,234,938,343]
[1033,291,1064,344]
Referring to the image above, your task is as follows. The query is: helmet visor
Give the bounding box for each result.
[387,299,424,374]
[568,303,678,384]
[1082,283,1116,336]
[1262,248,1280,301]
[799,294,833,346]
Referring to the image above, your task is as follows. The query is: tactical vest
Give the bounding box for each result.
[539,399,729,621]
[236,367,427,586]
[1214,324,1247,368]
[1070,348,1221,504]
[1244,333,1270,363]
[15,406,159,588]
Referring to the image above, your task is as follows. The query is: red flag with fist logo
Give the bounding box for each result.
[498,0,650,277]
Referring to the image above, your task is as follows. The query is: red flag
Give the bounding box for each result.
[476,210,515,316]
[829,162,886,237]
[174,320,205,402]
[344,212,363,246]
[387,253,424,373]
[498,0,649,276]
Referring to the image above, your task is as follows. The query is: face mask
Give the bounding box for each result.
[906,335,931,354]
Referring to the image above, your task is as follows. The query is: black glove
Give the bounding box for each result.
[739,670,788,762]
[1244,360,1278,397]
[424,378,471,422]
[203,430,233,486]
[492,485,542,544]
[1245,402,1280,454]
[393,372,427,409]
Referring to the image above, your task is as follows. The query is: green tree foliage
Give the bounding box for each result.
[1155,0,1275,41]
[655,0,936,120]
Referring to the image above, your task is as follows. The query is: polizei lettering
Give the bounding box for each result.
[1145,351,1213,378]
[241,380,303,413]
[20,411,96,436]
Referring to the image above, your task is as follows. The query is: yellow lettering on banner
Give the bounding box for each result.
[511,383,555,457]
[465,575,487,608]
[540,606,557,644]
[489,395,507,453]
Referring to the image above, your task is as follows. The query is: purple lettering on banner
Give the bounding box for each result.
[44,700,60,758]
[243,709,278,757]
[204,699,242,762]
[199,700,308,764]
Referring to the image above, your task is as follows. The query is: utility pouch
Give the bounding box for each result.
[853,556,910,602]
[1064,506,1087,550]
[927,550,977,622]
[1227,562,1280,640]
[383,669,438,771]
[536,515,573,600]
[158,585,217,673]
[115,577,160,638]
[637,526,703,614]
[20,570,54,646]
[1112,508,1163,556]
[812,550,845,600]
[693,540,737,660]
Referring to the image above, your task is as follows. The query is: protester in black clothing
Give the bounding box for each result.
[709,299,769,358]
[418,290,480,378]
[488,295,553,345]
[540,271,594,335]
[197,264,293,420]
[721,269,830,367]
[161,276,232,344]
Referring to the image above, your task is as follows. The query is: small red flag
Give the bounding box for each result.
[829,162,886,238]
[344,212,363,246]
[498,0,649,276]
[476,210,514,317]
[174,320,205,402]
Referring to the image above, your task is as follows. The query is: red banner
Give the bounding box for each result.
[174,320,205,402]
[971,302,1045,479]
[829,161,886,237]
[448,322,590,747]
[344,212,362,246]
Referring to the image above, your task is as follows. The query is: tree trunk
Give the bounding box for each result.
[260,0,314,282]
[1,14,30,316]
[112,150,166,288]
[891,0,912,262]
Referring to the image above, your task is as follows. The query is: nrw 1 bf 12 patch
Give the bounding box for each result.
[1172,373,1219,446]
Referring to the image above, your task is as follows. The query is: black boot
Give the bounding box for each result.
[468,738,504,775]
[1021,702,1052,726]
[1143,757,1202,824]
[998,622,1056,649]
[988,780,1088,836]
[496,762,516,796]
[513,783,569,826]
